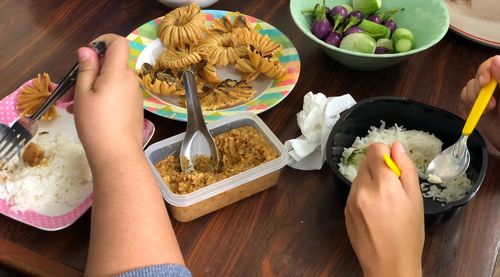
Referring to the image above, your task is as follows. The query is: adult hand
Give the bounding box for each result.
[460,55,500,151]
[73,34,143,168]
[345,142,424,277]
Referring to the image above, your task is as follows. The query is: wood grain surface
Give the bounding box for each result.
[0,0,499,276]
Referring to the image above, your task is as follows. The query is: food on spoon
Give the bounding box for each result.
[155,125,278,194]
[337,123,472,203]
[17,73,58,121]
[157,2,206,48]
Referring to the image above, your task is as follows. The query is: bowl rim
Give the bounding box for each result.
[289,0,450,58]
[325,96,488,214]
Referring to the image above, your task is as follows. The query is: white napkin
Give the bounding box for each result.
[285,92,356,170]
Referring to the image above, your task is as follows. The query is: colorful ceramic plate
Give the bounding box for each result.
[0,80,155,230]
[126,10,301,122]
[444,0,500,49]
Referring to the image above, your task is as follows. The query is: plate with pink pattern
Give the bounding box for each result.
[0,79,155,230]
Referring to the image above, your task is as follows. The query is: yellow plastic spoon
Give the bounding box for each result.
[383,153,401,177]
[425,79,498,182]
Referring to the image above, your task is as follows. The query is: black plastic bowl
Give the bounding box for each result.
[325,97,488,227]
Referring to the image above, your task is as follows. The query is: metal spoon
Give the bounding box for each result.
[179,69,219,172]
[426,79,497,182]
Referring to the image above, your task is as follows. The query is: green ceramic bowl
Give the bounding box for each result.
[290,0,450,70]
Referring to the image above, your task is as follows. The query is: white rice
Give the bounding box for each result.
[0,131,92,216]
[338,122,472,203]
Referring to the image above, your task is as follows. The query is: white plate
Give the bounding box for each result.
[445,0,500,48]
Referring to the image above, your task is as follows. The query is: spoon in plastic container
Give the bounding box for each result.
[179,69,219,173]
[425,79,497,182]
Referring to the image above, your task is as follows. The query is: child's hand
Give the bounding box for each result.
[345,142,424,277]
[460,55,500,151]
[73,34,144,169]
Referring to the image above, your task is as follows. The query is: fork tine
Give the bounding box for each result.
[0,137,26,166]
[3,139,26,164]
[0,132,18,155]
[0,132,23,158]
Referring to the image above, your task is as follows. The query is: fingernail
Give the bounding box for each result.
[395,141,406,154]
[478,74,486,85]
[77,48,90,61]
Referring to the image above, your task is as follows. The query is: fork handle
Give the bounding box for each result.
[30,41,106,122]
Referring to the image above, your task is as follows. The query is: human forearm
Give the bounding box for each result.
[86,151,184,276]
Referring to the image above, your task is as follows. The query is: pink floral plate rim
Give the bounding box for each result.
[0,79,155,230]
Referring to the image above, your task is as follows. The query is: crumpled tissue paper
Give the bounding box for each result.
[285,92,356,170]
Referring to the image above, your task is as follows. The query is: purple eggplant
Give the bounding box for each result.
[384,19,397,33]
[328,5,349,32]
[302,0,332,39]
[342,10,364,32]
[344,26,363,36]
[367,13,382,24]
[324,31,343,47]
[374,46,388,54]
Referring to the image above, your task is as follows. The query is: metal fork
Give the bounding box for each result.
[0,41,106,168]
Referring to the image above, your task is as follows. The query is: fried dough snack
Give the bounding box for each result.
[158,2,206,48]
[197,32,247,66]
[211,12,253,33]
[196,61,222,85]
[143,4,287,110]
[156,47,202,70]
[198,79,256,110]
[138,63,184,96]
[17,73,58,121]
[233,28,282,57]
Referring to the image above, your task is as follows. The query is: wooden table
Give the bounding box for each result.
[0,0,499,276]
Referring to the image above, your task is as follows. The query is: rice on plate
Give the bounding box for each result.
[338,122,472,204]
[0,131,92,216]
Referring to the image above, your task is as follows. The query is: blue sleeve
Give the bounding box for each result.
[118,264,192,277]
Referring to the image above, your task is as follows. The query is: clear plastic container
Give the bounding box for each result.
[145,112,288,222]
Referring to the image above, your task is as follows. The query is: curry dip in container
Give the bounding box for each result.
[145,113,288,222]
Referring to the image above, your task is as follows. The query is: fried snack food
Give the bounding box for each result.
[233,28,282,57]
[196,61,222,85]
[138,63,184,96]
[233,28,286,80]
[141,4,287,110]
[156,47,202,70]
[211,12,253,33]
[158,2,206,48]
[197,32,247,66]
[17,73,58,121]
[198,79,256,110]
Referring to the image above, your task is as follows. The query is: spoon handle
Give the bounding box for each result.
[462,79,497,135]
[183,70,206,133]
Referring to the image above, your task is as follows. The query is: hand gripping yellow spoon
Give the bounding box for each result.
[384,153,401,177]
[425,79,498,182]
